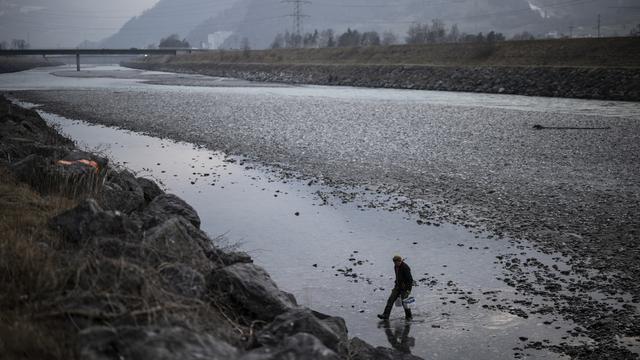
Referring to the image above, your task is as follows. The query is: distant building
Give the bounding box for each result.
[207,31,233,49]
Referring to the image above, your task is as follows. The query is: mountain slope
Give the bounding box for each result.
[100,0,240,48]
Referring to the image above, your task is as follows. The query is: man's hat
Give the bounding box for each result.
[392,255,402,262]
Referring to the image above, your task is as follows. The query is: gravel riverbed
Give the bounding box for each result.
[5,68,640,358]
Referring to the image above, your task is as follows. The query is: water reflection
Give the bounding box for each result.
[379,320,416,354]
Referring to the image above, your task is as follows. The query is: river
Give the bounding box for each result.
[2,64,639,359]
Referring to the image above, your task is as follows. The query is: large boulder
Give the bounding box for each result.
[73,258,146,297]
[136,176,164,203]
[142,194,201,229]
[9,153,50,184]
[348,337,423,360]
[51,199,140,245]
[94,238,150,264]
[2,138,70,163]
[256,308,348,355]
[78,326,239,360]
[158,263,206,299]
[207,263,297,322]
[242,333,341,360]
[142,217,218,273]
[100,169,145,213]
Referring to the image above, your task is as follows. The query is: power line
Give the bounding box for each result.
[282,0,311,40]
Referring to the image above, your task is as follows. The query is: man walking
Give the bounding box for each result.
[378,255,413,320]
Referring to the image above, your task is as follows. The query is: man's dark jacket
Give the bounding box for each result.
[394,262,413,292]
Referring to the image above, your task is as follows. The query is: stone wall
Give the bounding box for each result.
[124,60,640,101]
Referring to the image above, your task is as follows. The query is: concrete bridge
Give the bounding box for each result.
[0,48,201,71]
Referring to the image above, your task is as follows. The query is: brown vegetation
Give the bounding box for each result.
[0,163,251,359]
[170,37,640,68]
[0,56,62,74]
[0,167,77,359]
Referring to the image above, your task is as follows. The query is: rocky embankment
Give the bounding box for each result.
[0,95,418,359]
[123,59,640,101]
[0,57,62,74]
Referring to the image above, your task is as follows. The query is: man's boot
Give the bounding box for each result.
[404,308,412,320]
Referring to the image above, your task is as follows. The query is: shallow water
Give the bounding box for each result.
[4,65,638,359]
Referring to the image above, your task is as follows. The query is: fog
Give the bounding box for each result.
[0,0,159,47]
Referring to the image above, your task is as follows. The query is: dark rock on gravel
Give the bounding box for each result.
[256,308,348,354]
[136,176,164,203]
[52,199,140,245]
[100,169,145,213]
[78,326,239,360]
[9,153,50,183]
[158,263,206,299]
[142,193,201,229]
[142,217,215,273]
[348,337,423,360]
[207,263,298,322]
[243,333,341,360]
[74,258,147,296]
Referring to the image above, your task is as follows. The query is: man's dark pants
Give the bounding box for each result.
[382,287,412,319]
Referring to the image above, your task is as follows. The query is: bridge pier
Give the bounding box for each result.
[76,53,80,71]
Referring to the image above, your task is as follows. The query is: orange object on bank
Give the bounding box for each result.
[56,159,100,172]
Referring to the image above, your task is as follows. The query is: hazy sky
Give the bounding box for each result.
[0,0,159,47]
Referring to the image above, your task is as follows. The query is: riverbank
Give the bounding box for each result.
[0,56,62,74]
[0,95,416,360]
[123,37,640,101]
[123,60,640,101]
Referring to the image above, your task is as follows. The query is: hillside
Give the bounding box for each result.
[99,0,238,48]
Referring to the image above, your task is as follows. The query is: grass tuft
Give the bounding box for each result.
[0,167,77,359]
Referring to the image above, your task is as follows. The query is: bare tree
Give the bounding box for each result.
[429,19,446,43]
[11,39,29,49]
[284,30,302,48]
[406,23,426,44]
[159,34,190,48]
[271,33,284,49]
[381,31,398,46]
[486,31,505,42]
[303,30,319,48]
[361,31,381,46]
[511,31,536,41]
[318,29,335,48]
[241,37,251,57]
[447,24,461,43]
[338,28,361,47]
[0,41,7,50]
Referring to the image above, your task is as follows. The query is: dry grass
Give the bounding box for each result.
[0,56,62,74]
[0,167,77,359]
[0,164,249,358]
[165,37,640,68]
